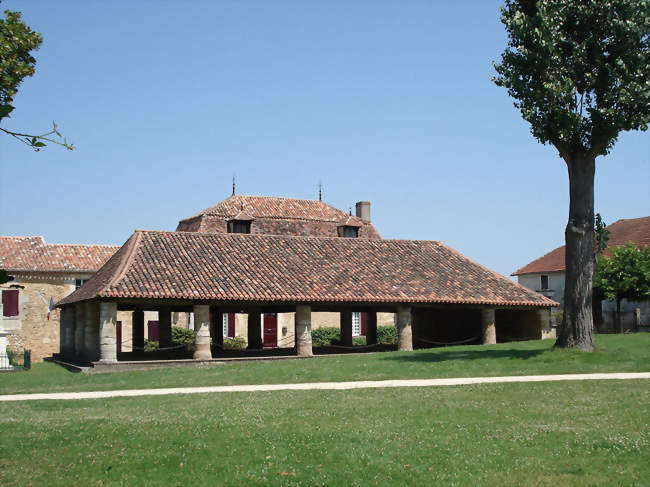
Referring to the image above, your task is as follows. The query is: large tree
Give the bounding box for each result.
[0,3,72,150]
[594,243,650,333]
[493,0,649,350]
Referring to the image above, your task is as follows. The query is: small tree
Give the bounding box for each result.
[0,3,72,150]
[593,243,650,333]
[493,0,649,350]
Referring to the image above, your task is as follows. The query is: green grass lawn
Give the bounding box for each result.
[1,380,648,486]
[1,333,649,395]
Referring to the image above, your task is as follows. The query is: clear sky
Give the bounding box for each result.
[1,0,648,278]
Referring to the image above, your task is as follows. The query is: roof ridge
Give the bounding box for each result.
[99,232,143,295]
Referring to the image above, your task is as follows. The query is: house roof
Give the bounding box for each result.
[58,230,557,308]
[513,216,650,276]
[0,236,119,273]
[180,195,359,223]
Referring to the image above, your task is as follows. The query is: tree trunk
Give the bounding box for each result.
[616,298,622,334]
[554,152,595,351]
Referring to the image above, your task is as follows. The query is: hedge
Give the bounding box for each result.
[311,327,340,346]
[377,326,397,345]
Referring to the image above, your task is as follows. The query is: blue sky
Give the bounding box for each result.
[1,0,648,278]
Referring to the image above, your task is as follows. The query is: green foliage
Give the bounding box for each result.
[223,336,247,350]
[352,336,367,346]
[311,327,340,347]
[493,0,650,156]
[377,325,398,345]
[594,213,610,256]
[593,242,650,303]
[143,339,158,352]
[171,327,195,348]
[0,3,73,150]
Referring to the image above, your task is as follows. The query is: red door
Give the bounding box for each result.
[263,313,277,348]
[116,321,122,354]
[148,320,159,342]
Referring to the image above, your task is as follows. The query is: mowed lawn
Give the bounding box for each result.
[0,380,648,486]
[1,333,649,395]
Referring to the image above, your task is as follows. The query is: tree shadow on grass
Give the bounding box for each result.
[380,347,547,364]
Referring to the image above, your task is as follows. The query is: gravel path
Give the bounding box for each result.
[1,372,648,402]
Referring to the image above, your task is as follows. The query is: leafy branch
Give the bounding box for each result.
[0,118,73,151]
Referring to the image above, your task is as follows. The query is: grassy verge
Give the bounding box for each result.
[1,333,649,395]
[0,380,648,486]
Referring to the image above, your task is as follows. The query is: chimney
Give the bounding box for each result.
[355,201,371,222]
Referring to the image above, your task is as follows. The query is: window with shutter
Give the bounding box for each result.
[2,289,19,317]
[352,312,361,337]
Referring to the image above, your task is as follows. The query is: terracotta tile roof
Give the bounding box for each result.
[513,216,650,275]
[59,230,557,308]
[181,195,356,223]
[0,236,119,273]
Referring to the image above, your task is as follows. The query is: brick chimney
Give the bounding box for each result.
[355,201,371,222]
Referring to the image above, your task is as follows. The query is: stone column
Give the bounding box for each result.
[99,301,118,363]
[193,305,212,360]
[132,308,145,352]
[481,308,496,345]
[340,311,353,346]
[159,306,172,349]
[396,306,413,351]
[247,310,262,350]
[295,305,313,357]
[61,306,76,356]
[74,303,86,360]
[537,308,551,339]
[366,312,378,345]
[84,300,100,361]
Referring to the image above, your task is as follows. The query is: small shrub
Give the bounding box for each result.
[224,336,247,350]
[312,327,340,346]
[144,339,159,352]
[172,327,196,349]
[377,326,397,345]
[352,336,367,346]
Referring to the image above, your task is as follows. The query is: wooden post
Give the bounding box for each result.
[132,309,145,352]
[366,312,378,345]
[74,303,86,360]
[247,310,262,350]
[158,306,172,349]
[340,311,353,346]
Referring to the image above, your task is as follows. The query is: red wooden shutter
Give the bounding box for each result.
[361,312,368,336]
[148,320,159,341]
[2,290,19,317]
[228,313,235,337]
[116,321,122,354]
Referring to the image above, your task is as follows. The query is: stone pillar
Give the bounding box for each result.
[193,305,212,360]
[295,305,313,357]
[84,300,100,361]
[247,310,262,350]
[132,308,145,352]
[366,312,378,345]
[61,306,76,356]
[74,303,86,360]
[159,306,172,349]
[396,306,413,351]
[537,308,551,339]
[481,308,496,345]
[340,311,353,346]
[99,301,118,363]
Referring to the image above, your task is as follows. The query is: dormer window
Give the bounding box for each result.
[228,220,251,234]
[338,226,359,238]
[227,208,254,234]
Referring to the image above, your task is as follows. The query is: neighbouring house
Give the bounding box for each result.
[0,237,119,361]
[512,216,650,332]
[56,193,558,367]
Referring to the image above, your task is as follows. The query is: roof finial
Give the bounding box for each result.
[232,175,236,196]
[318,182,322,201]
[349,207,352,215]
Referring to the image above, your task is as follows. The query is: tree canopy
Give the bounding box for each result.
[0,3,72,150]
[594,243,650,305]
[493,0,649,157]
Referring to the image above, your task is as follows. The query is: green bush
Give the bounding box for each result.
[144,339,158,352]
[312,327,341,347]
[224,336,247,350]
[172,327,195,349]
[377,326,397,345]
[352,336,367,346]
